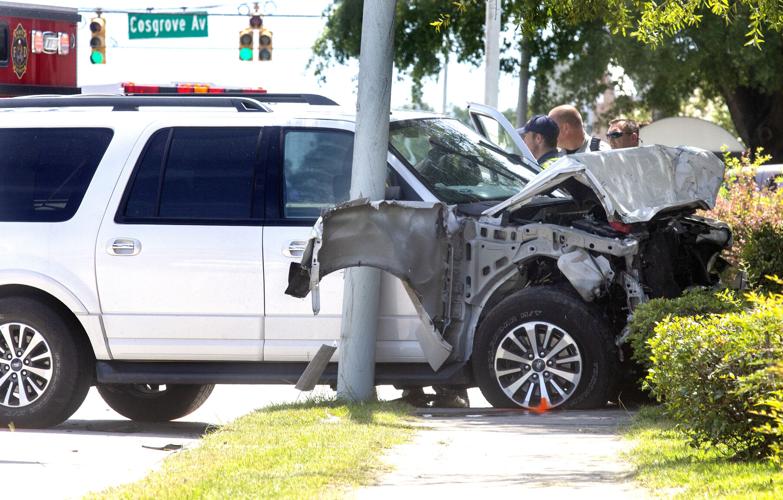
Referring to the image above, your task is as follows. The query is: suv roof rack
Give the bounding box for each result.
[0,95,268,112]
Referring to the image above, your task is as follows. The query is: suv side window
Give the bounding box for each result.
[282,129,354,219]
[0,128,113,222]
[119,127,262,223]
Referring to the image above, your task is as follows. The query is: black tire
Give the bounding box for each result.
[0,297,92,428]
[472,286,618,410]
[97,383,214,422]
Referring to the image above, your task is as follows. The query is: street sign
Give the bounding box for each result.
[128,12,208,39]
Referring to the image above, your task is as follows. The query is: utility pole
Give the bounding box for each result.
[484,0,500,107]
[442,49,449,114]
[336,0,397,402]
[516,42,530,127]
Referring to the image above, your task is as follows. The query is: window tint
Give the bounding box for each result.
[283,129,354,219]
[0,128,112,222]
[122,128,261,222]
[124,129,168,218]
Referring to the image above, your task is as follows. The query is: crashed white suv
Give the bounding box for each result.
[0,95,729,427]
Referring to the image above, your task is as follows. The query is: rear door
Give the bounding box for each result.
[95,126,265,361]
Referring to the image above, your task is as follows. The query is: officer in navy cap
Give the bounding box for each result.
[517,114,562,168]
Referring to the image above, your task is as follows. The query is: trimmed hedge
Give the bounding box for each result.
[742,223,783,293]
[646,290,783,459]
[627,288,744,371]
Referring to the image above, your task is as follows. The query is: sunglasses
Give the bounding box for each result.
[606,130,627,139]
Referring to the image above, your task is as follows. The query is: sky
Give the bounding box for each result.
[34,0,523,113]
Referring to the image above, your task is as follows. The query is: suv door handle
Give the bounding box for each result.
[282,240,307,258]
[107,238,141,256]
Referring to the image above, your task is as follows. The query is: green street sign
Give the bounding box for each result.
[128,12,209,39]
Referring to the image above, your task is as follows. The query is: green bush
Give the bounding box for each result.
[742,362,783,466]
[646,289,783,459]
[627,288,744,371]
[742,223,783,293]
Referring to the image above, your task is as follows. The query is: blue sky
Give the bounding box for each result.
[38,1,522,112]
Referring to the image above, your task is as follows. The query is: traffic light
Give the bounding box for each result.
[258,28,273,61]
[89,16,106,64]
[238,28,253,61]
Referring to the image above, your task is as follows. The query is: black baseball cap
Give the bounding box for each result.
[517,115,560,144]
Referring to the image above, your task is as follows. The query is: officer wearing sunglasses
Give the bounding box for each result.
[606,118,640,149]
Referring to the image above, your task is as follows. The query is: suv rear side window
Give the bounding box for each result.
[120,127,262,223]
[0,128,112,222]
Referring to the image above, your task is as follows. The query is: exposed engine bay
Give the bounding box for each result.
[286,145,731,372]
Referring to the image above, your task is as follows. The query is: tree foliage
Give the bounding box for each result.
[311,1,783,159]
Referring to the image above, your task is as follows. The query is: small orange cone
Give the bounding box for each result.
[530,397,551,414]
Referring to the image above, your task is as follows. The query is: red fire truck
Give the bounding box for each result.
[0,1,79,96]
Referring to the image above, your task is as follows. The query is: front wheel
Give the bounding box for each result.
[97,383,214,422]
[472,286,618,410]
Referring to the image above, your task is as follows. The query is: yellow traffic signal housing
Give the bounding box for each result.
[258,28,272,61]
[89,17,106,64]
[238,28,253,61]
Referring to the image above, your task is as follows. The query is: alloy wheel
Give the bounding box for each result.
[493,321,582,408]
[0,322,53,408]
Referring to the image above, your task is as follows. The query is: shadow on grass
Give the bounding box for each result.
[257,396,414,426]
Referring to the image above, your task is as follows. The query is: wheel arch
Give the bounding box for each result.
[0,284,97,374]
[462,256,569,362]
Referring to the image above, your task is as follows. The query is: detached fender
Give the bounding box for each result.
[286,199,456,371]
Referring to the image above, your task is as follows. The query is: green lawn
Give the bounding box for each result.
[625,406,783,499]
[89,399,415,499]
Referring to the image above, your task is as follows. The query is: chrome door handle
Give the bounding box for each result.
[282,240,307,258]
[107,238,141,256]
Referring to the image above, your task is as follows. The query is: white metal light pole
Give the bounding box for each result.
[484,0,501,107]
[336,0,397,402]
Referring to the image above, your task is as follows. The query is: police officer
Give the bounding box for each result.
[517,114,562,168]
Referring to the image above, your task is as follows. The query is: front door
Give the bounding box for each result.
[467,102,540,174]
[262,127,428,363]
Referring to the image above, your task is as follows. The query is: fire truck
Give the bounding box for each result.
[0,1,79,96]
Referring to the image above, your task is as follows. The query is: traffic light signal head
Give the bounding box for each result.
[238,28,253,61]
[89,17,106,64]
[258,28,272,61]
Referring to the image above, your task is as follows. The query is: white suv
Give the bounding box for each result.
[0,95,729,427]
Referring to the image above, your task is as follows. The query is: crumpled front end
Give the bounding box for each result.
[286,146,732,372]
[485,145,725,223]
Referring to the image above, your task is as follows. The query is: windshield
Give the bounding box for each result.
[390,118,534,204]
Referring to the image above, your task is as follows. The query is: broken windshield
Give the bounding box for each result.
[390,118,533,204]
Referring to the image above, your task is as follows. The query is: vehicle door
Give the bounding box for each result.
[467,102,540,174]
[261,125,432,362]
[95,126,265,361]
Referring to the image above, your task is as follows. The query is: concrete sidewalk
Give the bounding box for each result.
[353,408,647,499]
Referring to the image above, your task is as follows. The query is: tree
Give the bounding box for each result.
[312,1,783,160]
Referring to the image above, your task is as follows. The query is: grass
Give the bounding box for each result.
[624,406,783,499]
[88,399,415,500]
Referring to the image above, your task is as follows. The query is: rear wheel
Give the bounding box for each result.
[0,298,92,428]
[97,383,214,422]
[472,286,618,409]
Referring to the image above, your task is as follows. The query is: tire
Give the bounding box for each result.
[97,383,214,422]
[0,297,92,428]
[472,286,618,410]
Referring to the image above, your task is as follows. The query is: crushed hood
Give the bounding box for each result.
[484,145,725,223]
